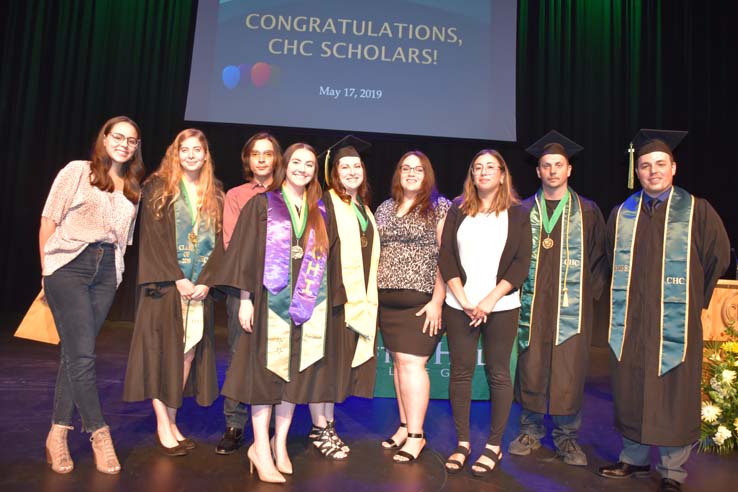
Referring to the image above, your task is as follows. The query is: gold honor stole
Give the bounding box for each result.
[328,190,380,367]
[518,189,585,351]
[264,192,328,381]
[609,187,694,375]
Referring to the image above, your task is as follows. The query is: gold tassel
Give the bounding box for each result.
[627,142,635,190]
[562,288,569,308]
[324,148,332,186]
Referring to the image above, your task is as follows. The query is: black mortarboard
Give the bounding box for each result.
[626,128,687,189]
[318,135,371,186]
[525,130,583,162]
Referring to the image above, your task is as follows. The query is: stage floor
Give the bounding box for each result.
[0,318,735,492]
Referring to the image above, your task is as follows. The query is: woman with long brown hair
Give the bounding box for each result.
[375,150,450,463]
[439,149,531,476]
[123,129,224,456]
[213,143,344,482]
[40,115,144,474]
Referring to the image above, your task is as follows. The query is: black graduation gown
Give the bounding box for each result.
[123,179,222,408]
[605,196,730,446]
[212,194,346,405]
[324,193,377,400]
[515,194,608,415]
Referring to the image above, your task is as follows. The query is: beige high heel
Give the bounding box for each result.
[46,424,74,474]
[90,426,121,474]
[247,445,286,484]
[270,436,293,475]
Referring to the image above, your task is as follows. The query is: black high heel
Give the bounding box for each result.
[393,433,425,464]
[381,422,407,449]
[471,447,503,477]
[445,445,471,474]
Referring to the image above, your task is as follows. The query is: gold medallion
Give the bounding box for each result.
[290,245,304,260]
[188,232,198,245]
[542,237,554,249]
[360,235,368,248]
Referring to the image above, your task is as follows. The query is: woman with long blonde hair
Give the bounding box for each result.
[123,128,224,456]
[439,149,531,476]
[213,142,344,483]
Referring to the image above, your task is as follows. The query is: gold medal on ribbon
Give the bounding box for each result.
[188,231,198,245]
[291,245,304,259]
[360,235,368,248]
[542,237,554,249]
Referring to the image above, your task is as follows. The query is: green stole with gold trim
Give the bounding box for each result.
[519,188,584,352]
[609,186,694,376]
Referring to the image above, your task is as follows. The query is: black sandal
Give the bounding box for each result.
[326,420,350,454]
[308,424,322,447]
[314,426,348,460]
[393,433,425,464]
[445,445,471,474]
[471,447,503,477]
[381,422,407,449]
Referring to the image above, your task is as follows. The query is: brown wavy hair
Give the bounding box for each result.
[390,150,439,218]
[145,129,224,232]
[240,132,283,182]
[459,149,519,216]
[329,151,372,207]
[271,143,328,255]
[89,115,145,204]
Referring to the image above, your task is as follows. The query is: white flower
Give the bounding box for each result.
[734,360,738,367]
[701,402,722,423]
[714,426,732,446]
[710,353,722,362]
[722,369,737,384]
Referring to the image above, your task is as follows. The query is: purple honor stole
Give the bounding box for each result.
[263,191,328,380]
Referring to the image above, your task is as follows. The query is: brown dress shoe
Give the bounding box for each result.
[597,461,650,479]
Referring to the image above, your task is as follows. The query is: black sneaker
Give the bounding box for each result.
[215,427,243,455]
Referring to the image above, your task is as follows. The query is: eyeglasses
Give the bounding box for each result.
[472,165,503,175]
[108,132,140,149]
[250,151,275,159]
[400,165,425,175]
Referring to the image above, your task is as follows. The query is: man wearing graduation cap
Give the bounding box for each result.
[510,131,608,466]
[600,130,730,491]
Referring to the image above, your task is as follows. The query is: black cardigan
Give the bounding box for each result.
[438,201,532,294]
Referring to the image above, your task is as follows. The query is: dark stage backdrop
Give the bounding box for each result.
[1,0,736,321]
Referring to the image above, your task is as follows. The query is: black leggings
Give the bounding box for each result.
[444,306,519,446]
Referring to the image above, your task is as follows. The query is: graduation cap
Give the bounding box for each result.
[318,135,371,186]
[525,130,583,162]
[626,128,687,189]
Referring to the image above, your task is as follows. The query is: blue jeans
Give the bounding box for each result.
[520,409,582,450]
[223,294,249,430]
[44,243,117,433]
[619,436,693,483]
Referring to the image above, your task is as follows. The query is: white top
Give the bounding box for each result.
[41,160,138,286]
[445,210,521,312]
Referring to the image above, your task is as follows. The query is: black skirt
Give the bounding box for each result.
[378,289,443,357]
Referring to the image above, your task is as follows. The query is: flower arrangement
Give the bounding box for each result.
[700,324,738,453]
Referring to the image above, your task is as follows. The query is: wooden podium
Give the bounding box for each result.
[701,279,738,341]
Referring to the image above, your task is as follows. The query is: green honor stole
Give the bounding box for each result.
[263,190,329,381]
[328,190,380,367]
[609,186,694,375]
[519,188,584,351]
[174,180,216,353]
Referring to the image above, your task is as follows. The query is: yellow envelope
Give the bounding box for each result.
[14,291,60,345]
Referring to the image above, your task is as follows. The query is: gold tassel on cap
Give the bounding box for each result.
[323,148,332,187]
[627,142,635,190]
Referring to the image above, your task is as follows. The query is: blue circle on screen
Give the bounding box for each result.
[222,65,240,89]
